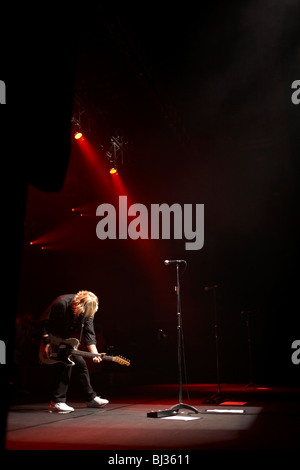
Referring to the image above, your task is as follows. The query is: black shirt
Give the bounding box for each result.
[43,294,97,346]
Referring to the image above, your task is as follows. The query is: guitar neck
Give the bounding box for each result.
[71,349,114,362]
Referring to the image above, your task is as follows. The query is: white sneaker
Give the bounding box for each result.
[87,396,109,408]
[48,402,75,413]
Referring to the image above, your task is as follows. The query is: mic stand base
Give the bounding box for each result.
[245,382,254,388]
[202,392,225,405]
[147,402,199,419]
[170,402,199,413]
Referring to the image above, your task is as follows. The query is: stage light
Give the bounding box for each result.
[74,131,83,140]
[110,167,118,175]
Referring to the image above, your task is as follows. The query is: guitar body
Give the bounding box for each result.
[39,335,81,366]
[39,334,130,367]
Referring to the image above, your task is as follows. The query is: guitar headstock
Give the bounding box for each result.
[113,355,130,366]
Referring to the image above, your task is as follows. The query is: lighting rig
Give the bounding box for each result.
[71,97,88,141]
[105,133,128,175]
[72,96,128,174]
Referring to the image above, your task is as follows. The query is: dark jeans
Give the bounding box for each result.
[51,355,96,403]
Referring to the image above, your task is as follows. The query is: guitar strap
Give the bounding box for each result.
[79,322,84,346]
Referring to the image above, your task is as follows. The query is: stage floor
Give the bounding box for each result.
[5,384,300,451]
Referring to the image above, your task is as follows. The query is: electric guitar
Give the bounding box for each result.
[39,334,130,367]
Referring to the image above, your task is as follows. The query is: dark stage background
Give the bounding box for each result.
[1,3,300,439]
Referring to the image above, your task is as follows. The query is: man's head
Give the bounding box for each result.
[71,291,99,320]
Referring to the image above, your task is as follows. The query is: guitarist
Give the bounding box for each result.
[41,290,109,413]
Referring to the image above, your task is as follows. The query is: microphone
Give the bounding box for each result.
[164,259,186,265]
[204,285,218,291]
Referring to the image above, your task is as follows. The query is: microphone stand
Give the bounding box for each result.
[169,262,199,414]
[243,310,254,388]
[203,285,224,404]
[147,261,198,418]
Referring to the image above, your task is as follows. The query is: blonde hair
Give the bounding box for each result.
[71,291,99,319]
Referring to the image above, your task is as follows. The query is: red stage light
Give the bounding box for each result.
[74,132,83,140]
[110,167,118,175]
